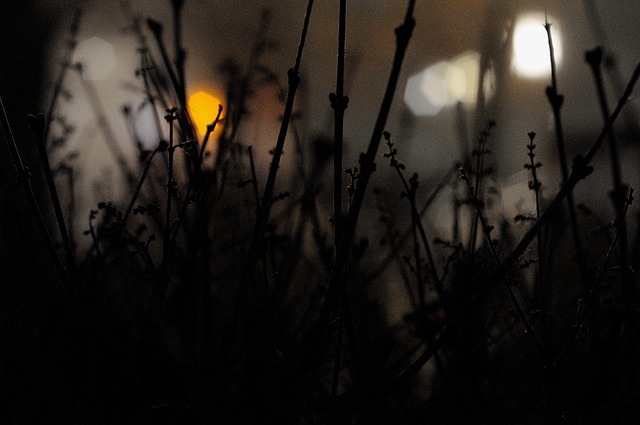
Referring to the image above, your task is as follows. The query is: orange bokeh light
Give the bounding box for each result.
[188,91,223,139]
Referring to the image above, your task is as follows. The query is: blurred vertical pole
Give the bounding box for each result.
[331,0,348,250]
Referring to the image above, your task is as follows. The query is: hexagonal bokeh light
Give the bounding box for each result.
[404,50,484,117]
[72,36,117,80]
[188,91,223,139]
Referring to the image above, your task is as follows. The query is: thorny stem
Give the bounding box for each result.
[0,97,74,304]
[331,0,348,250]
[390,59,640,387]
[545,19,590,291]
[28,114,77,269]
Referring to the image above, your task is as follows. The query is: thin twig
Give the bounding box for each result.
[43,10,81,148]
[553,188,634,368]
[331,0,348,250]
[123,145,161,223]
[146,18,195,142]
[525,132,544,304]
[0,97,74,303]
[585,46,629,268]
[246,0,315,277]
[161,107,178,276]
[300,0,416,382]
[544,18,590,290]
[459,167,541,354]
[28,114,76,269]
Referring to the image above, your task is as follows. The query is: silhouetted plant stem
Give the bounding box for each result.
[246,0,314,277]
[553,187,634,368]
[172,0,186,107]
[0,97,74,304]
[138,48,166,143]
[198,105,223,161]
[147,18,195,142]
[224,9,272,146]
[468,121,494,254]
[493,59,640,316]
[544,19,590,291]
[161,107,178,276]
[525,132,544,303]
[332,299,344,399]
[362,167,454,286]
[302,0,416,381]
[123,145,161,223]
[586,46,629,268]
[60,164,77,257]
[28,113,76,270]
[222,0,314,377]
[87,210,103,260]
[383,132,440,302]
[391,59,640,386]
[168,108,223,245]
[43,10,81,148]
[460,167,541,353]
[247,145,269,287]
[331,0,348,250]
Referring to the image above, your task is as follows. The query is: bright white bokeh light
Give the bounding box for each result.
[424,61,454,107]
[72,36,117,80]
[404,69,444,116]
[512,13,562,79]
[404,52,484,117]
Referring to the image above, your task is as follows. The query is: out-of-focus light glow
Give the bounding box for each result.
[404,51,483,117]
[483,65,497,101]
[188,91,223,139]
[135,102,161,151]
[423,61,454,107]
[512,13,562,79]
[72,36,117,80]
[404,68,443,116]
[451,51,481,104]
